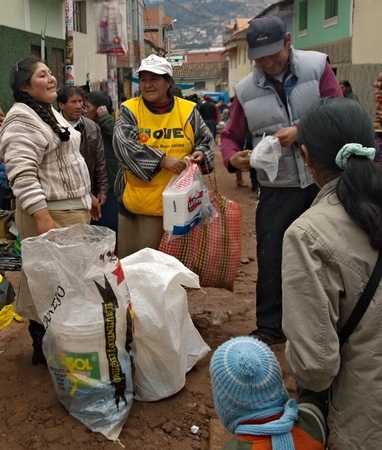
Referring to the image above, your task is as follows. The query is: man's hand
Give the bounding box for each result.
[97,194,107,207]
[91,194,102,221]
[273,126,298,148]
[229,150,251,170]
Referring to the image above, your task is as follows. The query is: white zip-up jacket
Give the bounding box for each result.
[0,102,91,215]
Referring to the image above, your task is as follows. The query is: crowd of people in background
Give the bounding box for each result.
[1,14,382,449]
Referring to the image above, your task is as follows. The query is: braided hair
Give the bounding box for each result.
[9,56,70,141]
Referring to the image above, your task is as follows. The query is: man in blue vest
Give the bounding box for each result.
[221,16,342,345]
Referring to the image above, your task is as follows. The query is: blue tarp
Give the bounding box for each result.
[201,91,229,103]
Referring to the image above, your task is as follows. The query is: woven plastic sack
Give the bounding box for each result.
[22,225,134,441]
[158,190,242,291]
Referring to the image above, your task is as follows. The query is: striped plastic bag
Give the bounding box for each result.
[158,189,242,291]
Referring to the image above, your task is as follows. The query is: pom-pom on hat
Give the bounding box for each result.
[136,54,173,77]
[246,16,286,60]
[210,336,290,434]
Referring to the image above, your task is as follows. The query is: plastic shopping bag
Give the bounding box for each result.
[159,189,242,291]
[22,225,134,441]
[121,248,210,402]
[250,134,282,182]
[162,158,213,239]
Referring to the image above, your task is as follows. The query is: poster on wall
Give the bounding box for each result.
[97,2,127,56]
[66,65,75,86]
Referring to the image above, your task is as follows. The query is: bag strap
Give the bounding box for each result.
[339,250,382,347]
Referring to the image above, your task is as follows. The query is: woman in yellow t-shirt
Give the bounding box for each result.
[113,54,214,257]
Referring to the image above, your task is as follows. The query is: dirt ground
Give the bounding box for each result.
[0,148,295,450]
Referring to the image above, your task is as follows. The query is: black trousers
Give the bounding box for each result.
[255,184,319,336]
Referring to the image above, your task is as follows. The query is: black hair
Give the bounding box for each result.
[339,80,352,92]
[56,86,85,105]
[9,56,70,141]
[298,97,382,249]
[85,91,114,114]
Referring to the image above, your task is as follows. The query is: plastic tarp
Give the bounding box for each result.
[201,91,229,103]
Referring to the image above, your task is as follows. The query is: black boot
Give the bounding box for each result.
[28,320,47,365]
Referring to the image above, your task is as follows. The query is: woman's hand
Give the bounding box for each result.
[32,208,56,235]
[189,151,205,165]
[160,156,187,175]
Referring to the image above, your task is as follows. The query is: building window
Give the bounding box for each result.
[73,1,87,34]
[325,0,338,20]
[299,1,308,31]
[194,81,205,90]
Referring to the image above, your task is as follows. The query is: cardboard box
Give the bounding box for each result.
[0,210,14,239]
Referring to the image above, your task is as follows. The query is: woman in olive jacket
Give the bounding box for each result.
[282,97,382,449]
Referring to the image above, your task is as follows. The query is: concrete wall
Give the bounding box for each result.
[0,0,64,39]
[352,0,382,64]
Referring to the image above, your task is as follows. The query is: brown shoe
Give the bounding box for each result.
[249,330,286,346]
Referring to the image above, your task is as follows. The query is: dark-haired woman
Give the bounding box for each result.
[84,91,119,236]
[0,56,100,365]
[339,79,359,102]
[282,97,382,448]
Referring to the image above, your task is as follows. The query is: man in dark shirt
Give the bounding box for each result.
[199,94,219,139]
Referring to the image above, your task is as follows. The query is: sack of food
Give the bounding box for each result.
[121,248,210,402]
[22,225,134,441]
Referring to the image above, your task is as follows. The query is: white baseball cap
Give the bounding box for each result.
[136,54,173,77]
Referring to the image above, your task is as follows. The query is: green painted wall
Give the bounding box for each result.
[0,26,65,113]
[294,0,352,49]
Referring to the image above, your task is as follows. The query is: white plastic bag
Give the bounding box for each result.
[250,134,282,182]
[121,248,210,402]
[162,158,208,238]
[22,225,134,441]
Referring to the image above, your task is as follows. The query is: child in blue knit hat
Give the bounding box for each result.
[210,336,327,449]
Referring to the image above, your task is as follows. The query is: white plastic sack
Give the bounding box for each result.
[250,134,282,182]
[22,225,134,441]
[121,248,210,402]
[162,158,207,237]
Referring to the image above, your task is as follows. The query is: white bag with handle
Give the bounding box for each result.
[121,248,210,402]
[162,158,207,237]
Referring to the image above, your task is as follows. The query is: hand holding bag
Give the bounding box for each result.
[159,173,242,291]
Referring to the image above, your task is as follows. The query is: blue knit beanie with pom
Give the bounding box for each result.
[210,336,298,450]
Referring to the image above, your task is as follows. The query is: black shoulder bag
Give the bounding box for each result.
[338,250,382,347]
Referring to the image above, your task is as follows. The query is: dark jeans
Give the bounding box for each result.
[250,168,259,191]
[255,184,319,337]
